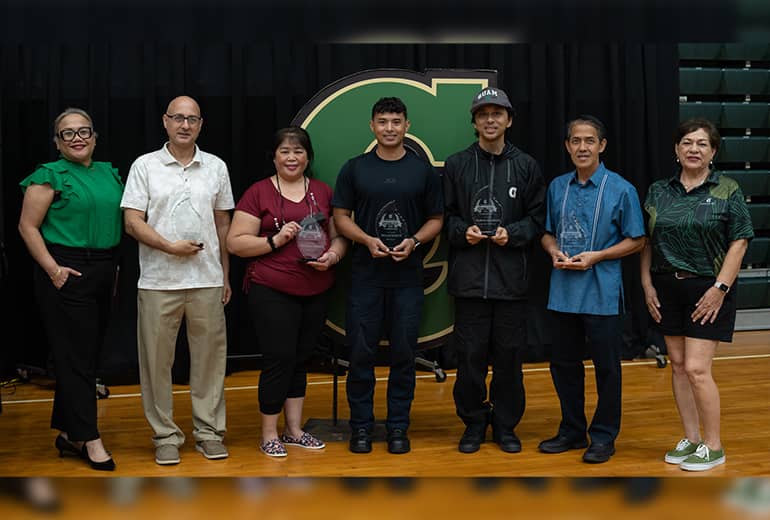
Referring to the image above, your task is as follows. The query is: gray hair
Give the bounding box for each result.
[53,108,95,141]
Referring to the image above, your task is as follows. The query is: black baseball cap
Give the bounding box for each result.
[470,87,513,114]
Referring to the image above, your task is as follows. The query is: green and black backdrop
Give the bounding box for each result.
[1,0,743,384]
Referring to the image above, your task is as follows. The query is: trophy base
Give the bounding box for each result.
[297,257,318,263]
[480,230,497,237]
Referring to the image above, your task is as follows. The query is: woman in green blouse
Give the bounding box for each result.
[18,108,124,471]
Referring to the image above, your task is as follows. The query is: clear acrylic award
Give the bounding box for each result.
[558,213,588,257]
[375,200,407,250]
[297,213,328,261]
[471,186,503,236]
[171,196,203,244]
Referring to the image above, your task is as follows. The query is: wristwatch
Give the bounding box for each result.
[713,281,730,293]
[409,236,421,249]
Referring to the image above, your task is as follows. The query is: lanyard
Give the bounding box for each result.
[273,176,321,231]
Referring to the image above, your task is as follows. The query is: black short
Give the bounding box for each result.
[652,272,736,343]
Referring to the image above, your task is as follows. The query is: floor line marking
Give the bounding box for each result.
[3,353,768,405]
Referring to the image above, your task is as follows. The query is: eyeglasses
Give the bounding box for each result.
[165,113,202,126]
[57,127,93,141]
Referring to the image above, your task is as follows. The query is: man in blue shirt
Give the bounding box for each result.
[539,115,645,463]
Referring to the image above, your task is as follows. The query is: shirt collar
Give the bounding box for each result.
[666,169,720,188]
[569,162,606,186]
[160,142,202,167]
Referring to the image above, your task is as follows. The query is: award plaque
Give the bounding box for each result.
[297,214,328,261]
[171,196,203,243]
[471,186,503,236]
[558,213,588,256]
[375,200,407,250]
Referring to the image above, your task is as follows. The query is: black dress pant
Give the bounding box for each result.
[452,297,527,432]
[548,311,623,444]
[248,283,329,415]
[34,245,116,442]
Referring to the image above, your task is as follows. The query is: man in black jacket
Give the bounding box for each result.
[443,87,546,453]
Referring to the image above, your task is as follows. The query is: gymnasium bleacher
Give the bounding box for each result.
[678,43,770,328]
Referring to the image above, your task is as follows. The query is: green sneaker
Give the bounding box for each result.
[680,443,726,471]
[664,438,699,464]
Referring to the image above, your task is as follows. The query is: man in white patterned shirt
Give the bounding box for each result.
[121,95,234,466]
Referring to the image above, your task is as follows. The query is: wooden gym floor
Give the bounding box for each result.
[0,331,767,478]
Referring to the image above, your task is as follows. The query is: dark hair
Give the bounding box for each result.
[470,107,514,126]
[371,97,407,119]
[674,118,721,153]
[470,106,514,138]
[273,126,315,176]
[565,114,607,141]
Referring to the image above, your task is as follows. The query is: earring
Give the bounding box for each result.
[675,157,680,164]
[709,160,714,168]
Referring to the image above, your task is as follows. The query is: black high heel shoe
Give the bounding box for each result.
[55,434,81,458]
[80,443,116,471]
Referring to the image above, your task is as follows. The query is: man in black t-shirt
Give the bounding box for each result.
[332,97,444,455]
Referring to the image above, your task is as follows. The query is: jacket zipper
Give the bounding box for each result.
[483,158,495,299]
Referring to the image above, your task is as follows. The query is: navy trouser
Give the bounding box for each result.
[548,311,623,445]
[346,283,423,433]
[452,297,526,432]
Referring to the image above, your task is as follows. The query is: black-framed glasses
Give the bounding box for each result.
[165,113,202,126]
[57,127,93,141]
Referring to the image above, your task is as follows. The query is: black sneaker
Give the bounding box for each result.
[458,424,487,454]
[349,428,372,454]
[387,429,410,454]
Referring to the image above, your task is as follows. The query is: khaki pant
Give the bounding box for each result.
[137,287,227,447]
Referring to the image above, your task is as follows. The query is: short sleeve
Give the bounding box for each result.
[215,161,235,210]
[727,184,755,242]
[423,164,444,217]
[235,182,263,218]
[332,159,355,210]
[619,183,646,239]
[120,158,150,211]
[20,164,64,193]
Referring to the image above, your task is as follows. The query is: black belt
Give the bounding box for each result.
[673,271,699,280]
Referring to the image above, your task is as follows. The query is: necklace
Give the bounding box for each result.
[680,172,709,191]
[273,175,319,231]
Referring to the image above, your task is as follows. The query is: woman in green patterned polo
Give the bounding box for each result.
[640,118,754,472]
[18,108,123,471]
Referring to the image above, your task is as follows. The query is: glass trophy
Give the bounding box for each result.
[297,214,328,261]
[558,213,588,256]
[375,200,407,250]
[471,186,503,236]
[171,196,203,244]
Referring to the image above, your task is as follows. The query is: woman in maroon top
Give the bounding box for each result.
[227,127,347,457]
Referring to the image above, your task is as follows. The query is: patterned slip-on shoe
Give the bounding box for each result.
[260,438,288,458]
[279,431,325,450]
